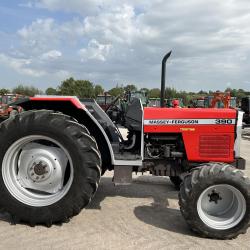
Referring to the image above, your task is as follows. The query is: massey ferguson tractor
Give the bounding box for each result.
[0,52,249,239]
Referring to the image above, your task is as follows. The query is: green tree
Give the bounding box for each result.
[140,88,149,92]
[109,86,124,97]
[124,84,137,92]
[0,88,9,95]
[236,89,246,99]
[165,87,178,98]
[178,90,188,105]
[225,87,232,93]
[58,78,95,97]
[198,90,208,95]
[59,77,76,96]
[75,80,94,98]
[148,88,161,98]
[94,84,104,97]
[45,87,58,95]
[13,85,42,96]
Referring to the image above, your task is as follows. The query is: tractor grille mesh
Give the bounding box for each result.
[199,135,230,158]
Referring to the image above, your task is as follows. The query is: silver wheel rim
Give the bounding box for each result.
[197,184,246,230]
[2,135,74,207]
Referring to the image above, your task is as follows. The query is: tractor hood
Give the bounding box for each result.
[143,107,238,163]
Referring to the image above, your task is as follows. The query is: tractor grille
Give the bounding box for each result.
[199,135,230,158]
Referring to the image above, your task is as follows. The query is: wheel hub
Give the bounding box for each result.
[17,142,68,194]
[208,190,222,204]
[33,161,48,176]
[29,161,50,182]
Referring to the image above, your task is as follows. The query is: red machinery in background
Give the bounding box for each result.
[191,92,236,109]
[210,91,231,108]
[0,94,24,119]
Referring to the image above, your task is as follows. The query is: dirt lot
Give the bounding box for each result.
[0,129,250,249]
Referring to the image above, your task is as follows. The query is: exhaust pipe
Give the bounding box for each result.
[160,51,172,108]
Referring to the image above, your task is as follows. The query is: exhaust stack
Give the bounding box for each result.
[160,51,172,108]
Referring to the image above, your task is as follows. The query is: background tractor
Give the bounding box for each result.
[95,92,114,111]
[0,94,23,119]
[0,52,248,239]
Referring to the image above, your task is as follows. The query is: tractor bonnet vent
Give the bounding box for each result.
[199,135,230,158]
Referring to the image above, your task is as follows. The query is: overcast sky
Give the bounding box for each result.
[0,0,250,91]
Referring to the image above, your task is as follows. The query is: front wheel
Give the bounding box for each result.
[179,163,250,239]
[0,110,101,225]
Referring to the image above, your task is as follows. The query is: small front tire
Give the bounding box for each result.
[179,163,250,239]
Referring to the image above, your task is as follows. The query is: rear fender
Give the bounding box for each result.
[16,96,114,170]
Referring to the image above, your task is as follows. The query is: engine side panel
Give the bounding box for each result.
[144,107,237,162]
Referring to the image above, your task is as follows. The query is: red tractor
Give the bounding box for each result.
[0,52,248,239]
[0,94,23,119]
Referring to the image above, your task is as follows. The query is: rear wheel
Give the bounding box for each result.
[179,163,250,239]
[0,110,101,225]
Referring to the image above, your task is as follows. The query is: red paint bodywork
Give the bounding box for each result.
[29,97,237,164]
[30,97,85,109]
[144,107,237,163]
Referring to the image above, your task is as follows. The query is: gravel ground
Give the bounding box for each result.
[0,129,250,249]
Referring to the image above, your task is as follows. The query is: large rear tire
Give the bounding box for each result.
[179,163,250,239]
[0,110,101,225]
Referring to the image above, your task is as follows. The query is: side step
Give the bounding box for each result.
[113,165,133,185]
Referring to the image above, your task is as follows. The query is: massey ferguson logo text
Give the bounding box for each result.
[144,119,235,125]
[147,119,199,125]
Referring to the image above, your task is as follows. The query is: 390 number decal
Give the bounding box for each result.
[215,119,233,124]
